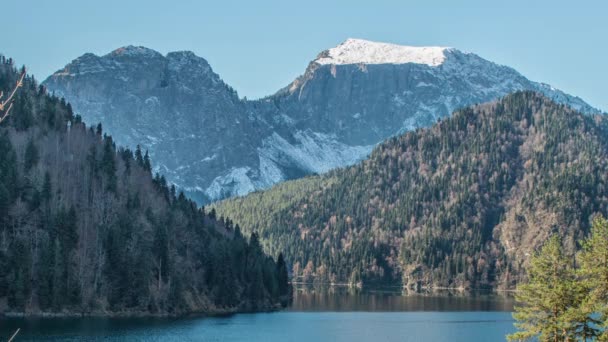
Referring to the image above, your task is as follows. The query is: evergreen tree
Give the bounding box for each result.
[101,137,117,192]
[143,150,152,172]
[0,133,18,215]
[135,145,144,167]
[37,242,54,310]
[7,239,32,310]
[41,171,52,202]
[152,223,169,289]
[13,92,33,130]
[579,216,608,340]
[24,138,39,171]
[508,235,578,341]
[276,253,289,297]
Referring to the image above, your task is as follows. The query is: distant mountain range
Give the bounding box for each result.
[43,39,601,203]
[214,92,608,290]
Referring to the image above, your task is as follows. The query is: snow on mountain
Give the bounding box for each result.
[44,40,602,203]
[315,38,449,66]
[259,130,374,176]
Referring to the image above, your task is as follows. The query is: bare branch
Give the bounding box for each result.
[8,328,20,342]
[0,69,26,124]
[0,102,13,123]
[1,70,25,106]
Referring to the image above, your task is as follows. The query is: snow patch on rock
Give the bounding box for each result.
[205,167,257,200]
[315,38,449,66]
[259,130,374,174]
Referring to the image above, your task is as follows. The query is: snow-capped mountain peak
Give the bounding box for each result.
[44,42,601,204]
[314,38,451,66]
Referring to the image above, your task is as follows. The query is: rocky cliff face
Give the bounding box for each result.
[44,46,263,203]
[44,39,601,203]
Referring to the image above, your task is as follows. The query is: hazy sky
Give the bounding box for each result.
[4,0,606,110]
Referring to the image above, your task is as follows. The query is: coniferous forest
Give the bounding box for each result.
[214,92,608,290]
[0,58,289,316]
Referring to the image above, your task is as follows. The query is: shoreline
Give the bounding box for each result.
[0,303,284,319]
[291,281,517,293]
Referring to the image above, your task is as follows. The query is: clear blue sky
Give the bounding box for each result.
[4,0,606,110]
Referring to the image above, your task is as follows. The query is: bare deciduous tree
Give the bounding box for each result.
[0,69,26,124]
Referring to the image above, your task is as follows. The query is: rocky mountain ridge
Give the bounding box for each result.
[44,39,602,203]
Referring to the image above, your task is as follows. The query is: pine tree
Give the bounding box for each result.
[41,171,52,202]
[24,138,39,171]
[37,242,54,310]
[276,253,289,297]
[0,133,18,214]
[143,150,152,172]
[152,223,169,291]
[13,92,33,130]
[579,216,608,340]
[508,235,578,342]
[135,145,144,167]
[101,137,117,192]
[7,239,32,309]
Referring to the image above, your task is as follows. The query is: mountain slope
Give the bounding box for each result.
[44,39,601,203]
[214,92,608,290]
[42,46,264,204]
[0,57,289,316]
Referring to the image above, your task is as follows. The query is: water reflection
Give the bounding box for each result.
[291,285,514,312]
[0,287,516,341]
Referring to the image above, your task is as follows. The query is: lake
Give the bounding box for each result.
[0,287,516,341]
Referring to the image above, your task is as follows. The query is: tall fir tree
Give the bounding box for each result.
[579,216,608,341]
[508,235,579,342]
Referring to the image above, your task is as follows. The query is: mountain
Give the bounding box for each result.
[0,57,289,316]
[42,46,260,204]
[213,92,608,290]
[43,39,601,203]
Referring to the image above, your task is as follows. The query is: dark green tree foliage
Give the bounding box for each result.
[508,236,579,341]
[0,133,18,218]
[41,171,52,202]
[509,218,608,341]
[24,138,39,171]
[0,58,287,315]
[276,253,289,297]
[12,89,34,131]
[143,150,151,172]
[134,144,144,167]
[101,136,117,192]
[214,92,608,289]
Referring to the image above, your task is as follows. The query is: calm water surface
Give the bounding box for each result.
[0,287,516,341]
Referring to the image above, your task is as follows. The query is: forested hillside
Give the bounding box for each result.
[0,57,289,316]
[215,92,608,290]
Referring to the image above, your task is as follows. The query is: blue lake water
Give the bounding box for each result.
[0,287,516,341]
